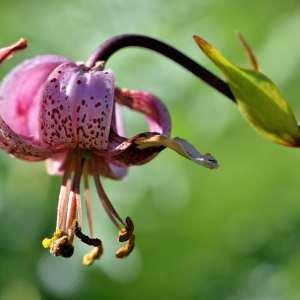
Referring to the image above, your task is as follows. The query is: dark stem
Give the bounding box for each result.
[86,34,236,103]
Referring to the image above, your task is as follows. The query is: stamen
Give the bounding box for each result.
[118,217,134,242]
[65,155,84,233]
[44,151,136,262]
[65,191,77,234]
[90,159,136,258]
[116,234,135,259]
[76,193,83,229]
[43,154,75,258]
[91,161,125,229]
[58,177,72,230]
[74,222,103,266]
[56,155,73,231]
[83,162,94,237]
[42,230,74,258]
[116,217,135,258]
[83,247,103,266]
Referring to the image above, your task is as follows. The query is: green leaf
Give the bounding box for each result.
[194,35,300,147]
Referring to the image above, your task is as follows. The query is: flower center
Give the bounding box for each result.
[42,148,135,265]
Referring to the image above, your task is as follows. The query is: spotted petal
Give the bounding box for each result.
[45,93,125,178]
[0,115,52,161]
[40,63,115,151]
[45,107,128,178]
[0,54,69,140]
[0,39,54,161]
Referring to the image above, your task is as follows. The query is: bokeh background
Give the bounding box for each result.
[1,0,300,299]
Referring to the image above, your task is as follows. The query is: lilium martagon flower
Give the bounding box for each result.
[0,37,218,266]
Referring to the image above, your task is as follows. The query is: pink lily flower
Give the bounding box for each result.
[0,38,218,265]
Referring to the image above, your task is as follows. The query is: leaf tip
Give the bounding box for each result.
[193,35,212,52]
[193,35,230,69]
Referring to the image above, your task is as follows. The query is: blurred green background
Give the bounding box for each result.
[1,0,300,299]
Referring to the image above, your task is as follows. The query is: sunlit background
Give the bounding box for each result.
[1,0,300,299]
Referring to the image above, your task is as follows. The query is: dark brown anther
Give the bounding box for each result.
[118,216,134,242]
[60,243,75,258]
[116,234,135,259]
[50,235,74,258]
[74,221,103,265]
[118,228,128,242]
[74,222,102,247]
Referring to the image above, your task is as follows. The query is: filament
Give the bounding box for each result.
[91,160,125,229]
[83,162,94,237]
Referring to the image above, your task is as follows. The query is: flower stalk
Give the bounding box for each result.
[86,34,235,102]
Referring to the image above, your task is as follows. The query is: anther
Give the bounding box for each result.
[118,216,134,242]
[116,217,135,258]
[74,222,103,265]
[116,234,135,259]
[42,230,74,258]
[83,247,103,266]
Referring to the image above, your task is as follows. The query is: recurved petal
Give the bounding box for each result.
[46,151,69,175]
[104,105,128,179]
[0,55,69,140]
[0,115,52,161]
[113,103,125,136]
[115,88,171,136]
[108,132,218,169]
[95,157,128,180]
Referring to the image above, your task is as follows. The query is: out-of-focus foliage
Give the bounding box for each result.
[1,1,300,300]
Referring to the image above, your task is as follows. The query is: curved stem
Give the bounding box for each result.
[86,34,235,103]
